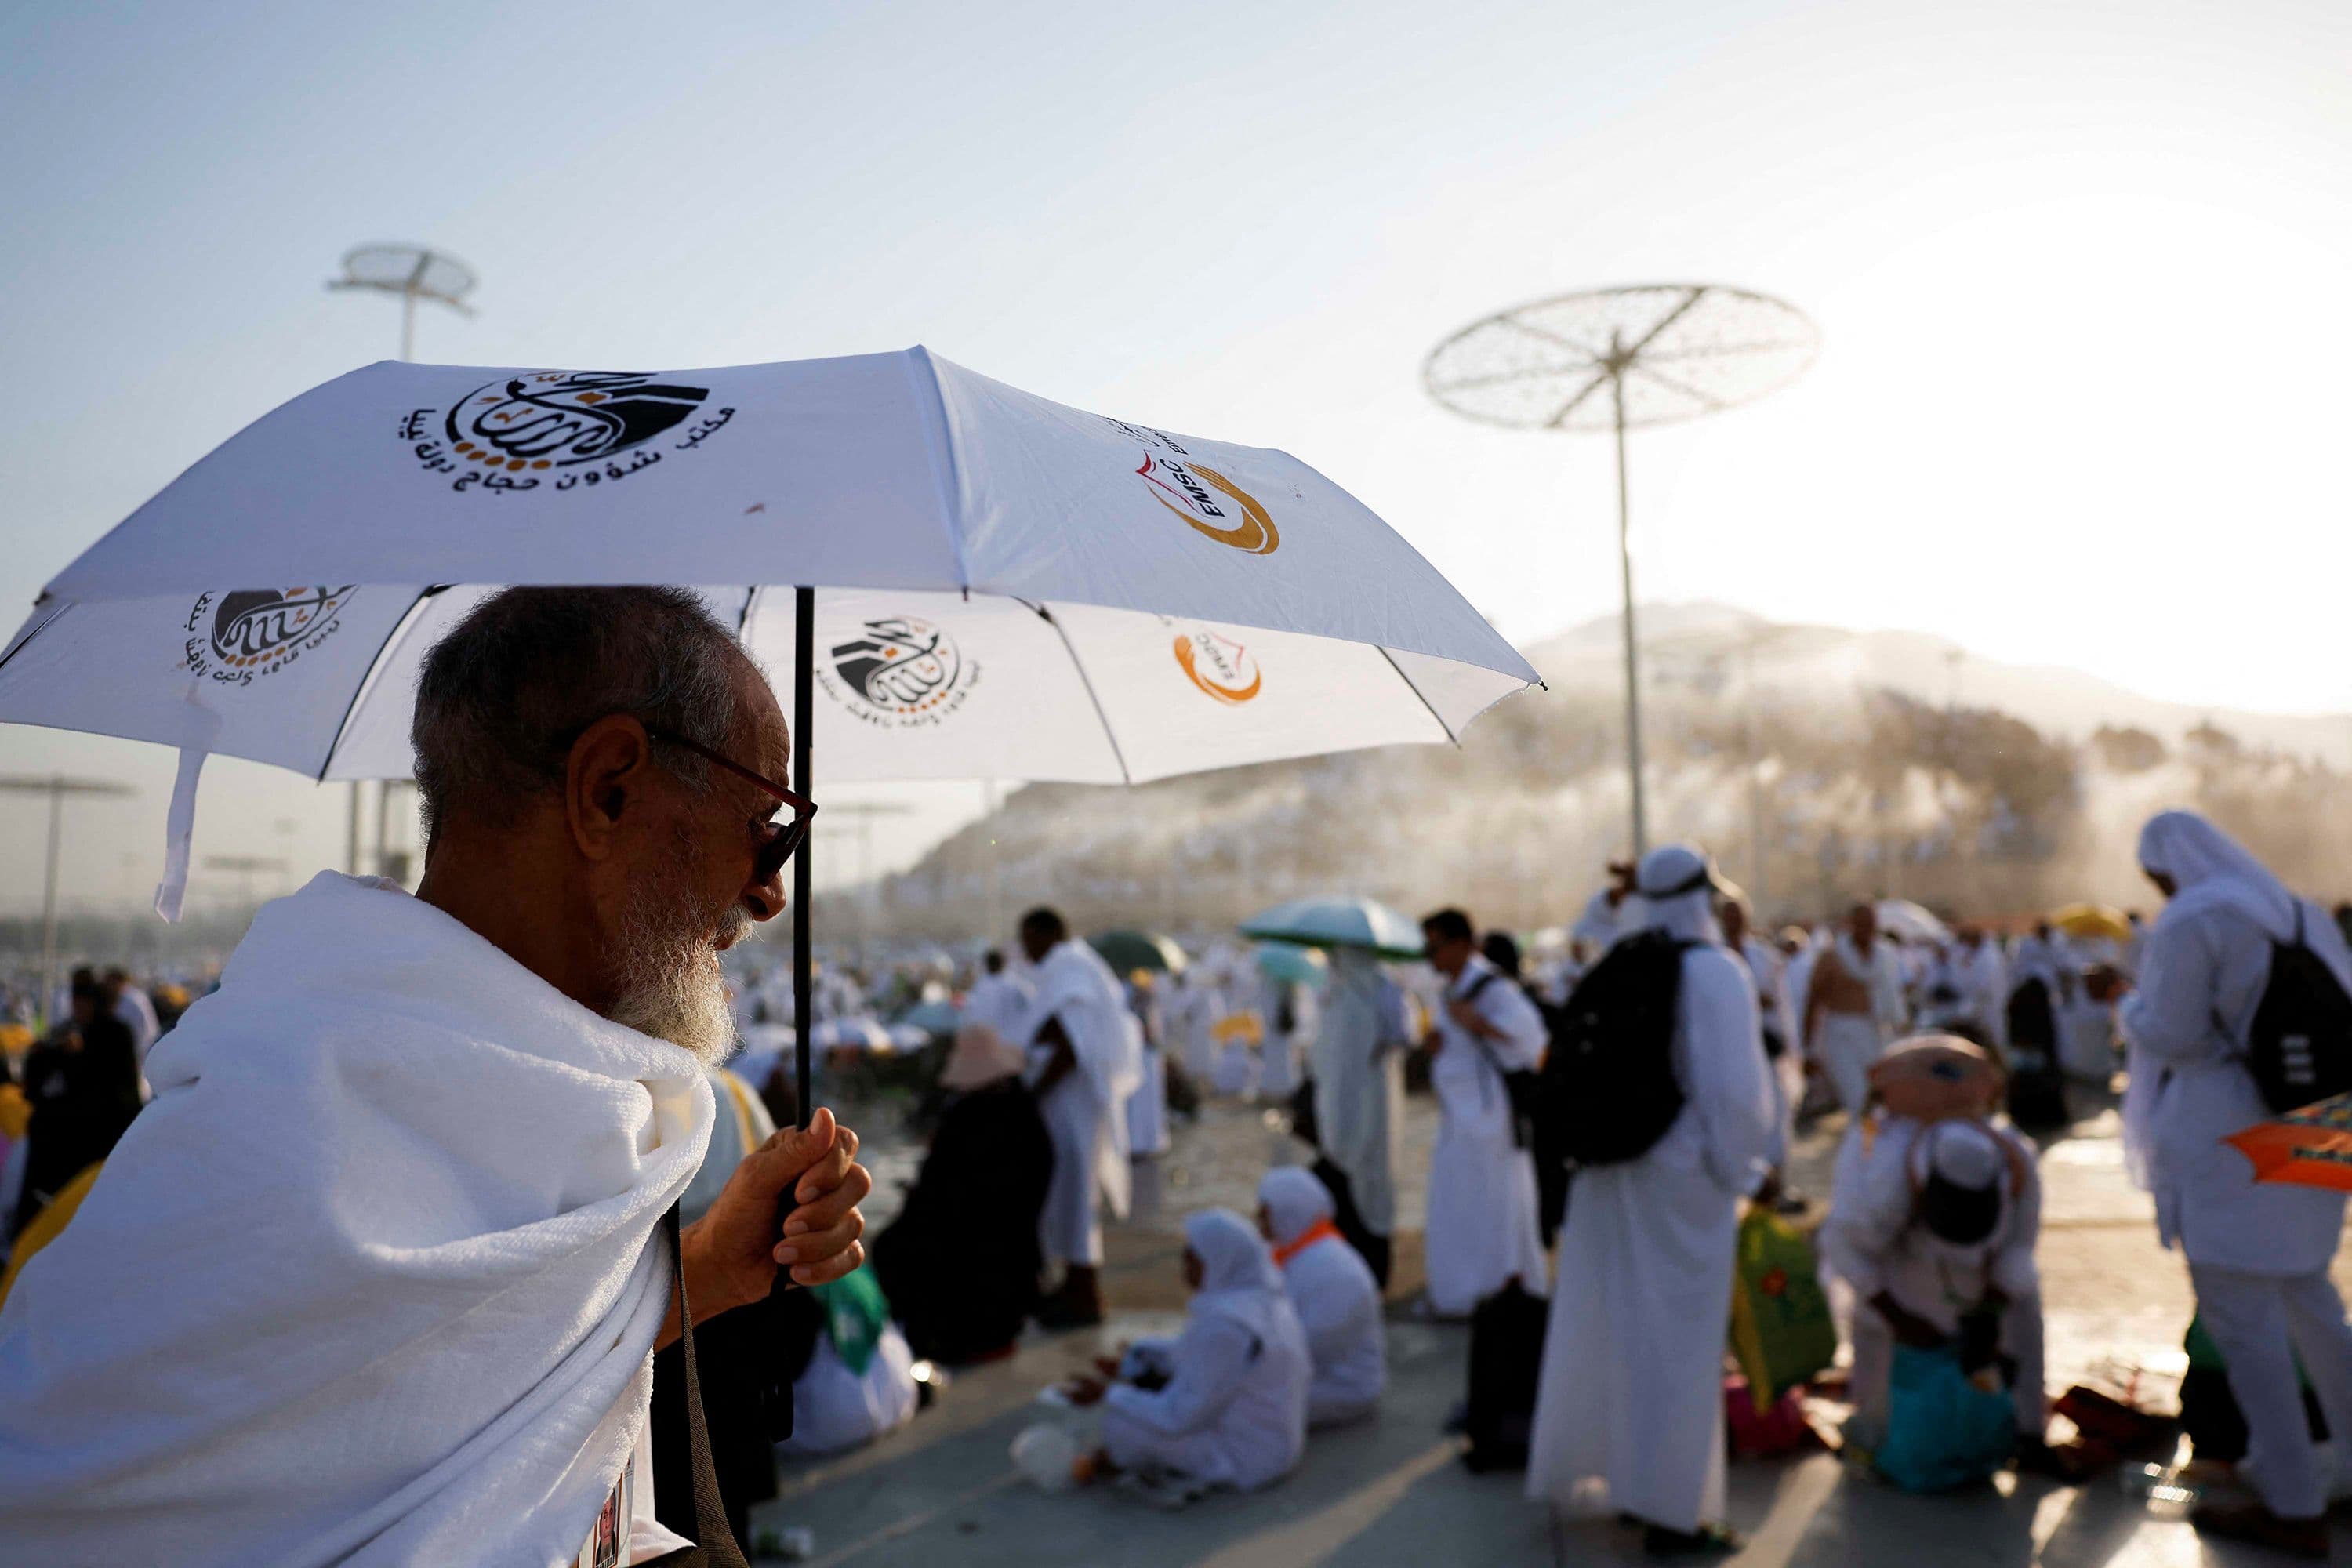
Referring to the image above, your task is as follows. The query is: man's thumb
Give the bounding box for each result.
[752,1105,835,1190]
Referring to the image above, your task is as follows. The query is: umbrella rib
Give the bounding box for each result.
[318,586,448,782]
[0,596,71,678]
[905,347,973,592]
[1377,646,1461,745]
[1031,602,1133,785]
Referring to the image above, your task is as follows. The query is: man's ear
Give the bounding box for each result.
[565,714,655,862]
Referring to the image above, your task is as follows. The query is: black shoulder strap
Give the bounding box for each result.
[647,1207,749,1568]
[1460,970,1501,1004]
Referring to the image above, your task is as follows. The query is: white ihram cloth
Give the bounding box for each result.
[1819,1116,2047,1438]
[1423,953,1549,1316]
[1127,1044,1171,1157]
[2122,811,2352,1519]
[1736,935,1798,1164]
[1260,1167,1385,1426]
[1527,849,1777,1534]
[1021,938,1143,1268]
[0,873,713,1568]
[1807,934,1907,1113]
[1311,947,1408,1237]
[1170,971,1222,1082]
[1102,1210,1310,1491]
[963,969,1035,1045]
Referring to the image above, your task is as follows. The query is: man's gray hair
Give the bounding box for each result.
[412,586,747,840]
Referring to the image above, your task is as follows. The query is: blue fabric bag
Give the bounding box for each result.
[1873,1345,2015,1493]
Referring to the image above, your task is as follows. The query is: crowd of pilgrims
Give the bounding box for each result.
[9,808,2352,1555]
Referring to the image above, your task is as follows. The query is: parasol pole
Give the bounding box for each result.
[793,585,815,1132]
[1611,347,1649,858]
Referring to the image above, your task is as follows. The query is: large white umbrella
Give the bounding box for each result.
[0,349,1538,1120]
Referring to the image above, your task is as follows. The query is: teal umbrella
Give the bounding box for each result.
[1240,895,1425,961]
[896,998,963,1036]
[1091,930,1188,976]
[1254,941,1328,985]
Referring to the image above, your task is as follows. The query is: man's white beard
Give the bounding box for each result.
[607,847,750,1069]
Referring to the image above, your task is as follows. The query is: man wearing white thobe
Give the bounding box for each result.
[2117,811,2352,1556]
[963,949,1033,1045]
[1418,907,1549,1319]
[1527,845,1777,1553]
[1309,946,1409,1287]
[106,968,162,1089]
[1722,897,1797,1167]
[1805,903,1907,1114]
[1018,907,1144,1327]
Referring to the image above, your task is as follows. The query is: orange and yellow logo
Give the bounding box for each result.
[1136,452,1279,555]
[1174,629,1263,704]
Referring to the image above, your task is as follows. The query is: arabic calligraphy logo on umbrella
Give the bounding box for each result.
[1174,629,1262,704]
[816,615,980,728]
[183,586,358,686]
[1104,416,1279,554]
[398,371,735,496]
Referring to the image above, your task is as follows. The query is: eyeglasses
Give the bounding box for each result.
[645,727,817,884]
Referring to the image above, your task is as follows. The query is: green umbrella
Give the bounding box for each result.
[1254,941,1328,985]
[1240,895,1425,961]
[1090,929,1188,977]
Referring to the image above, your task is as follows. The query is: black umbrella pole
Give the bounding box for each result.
[793,585,815,1132]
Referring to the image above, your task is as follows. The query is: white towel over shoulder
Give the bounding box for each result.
[0,873,715,1568]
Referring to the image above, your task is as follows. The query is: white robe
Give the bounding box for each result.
[1262,1173,1386,1428]
[1258,978,1315,1103]
[1171,974,1222,1083]
[964,970,1034,1045]
[1818,1116,2046,1437]
[1101,1212,1310,1491]
[1310,950,1407,1237]
[779,1323,920,1458]
[1021,940,1143,1269]
[1807,935,1906,1114]
[1527,895,1777,1533]
[1423,954,1549,1316]
[0,873,712,1567]
[1736,936,1798,1164]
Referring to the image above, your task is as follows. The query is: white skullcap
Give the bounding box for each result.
[1926,1121,2004,1191]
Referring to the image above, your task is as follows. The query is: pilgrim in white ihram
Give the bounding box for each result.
[2121,811,2352,1526]
[1806,909,1908,1114]
[1526,844,1778,1541]
[1421,922,1549,1319]
[1258,1167,1386,1428]
[1099,1209,1312,1491]
[1020,934,1145,1272]
[1310,946,1410,1271]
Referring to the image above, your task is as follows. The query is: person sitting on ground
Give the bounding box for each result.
[871,1024,1055,1365]
[780,1267,922,1458]
[1067,1208,1310,1496]
[1258,1167,1385,1428]
[1819,1112,2054,1470]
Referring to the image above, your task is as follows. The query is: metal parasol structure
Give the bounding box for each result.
[1424,284,1818,855]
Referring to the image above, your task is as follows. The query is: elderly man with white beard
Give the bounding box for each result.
[0,587,871,1568]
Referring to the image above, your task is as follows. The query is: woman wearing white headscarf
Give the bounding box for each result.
[1526,844,1778,1554]
[1091,1208,1310,1492]
[2116,811,2352,1554]
[1258,1167,1385,1428]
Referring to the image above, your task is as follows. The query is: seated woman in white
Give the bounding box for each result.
[779,1269,921,1458]
[1258,1167,1386,1427]
[1080,1208,1310,1491]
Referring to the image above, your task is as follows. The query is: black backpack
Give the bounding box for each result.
[1462,1279,1548,1472]
[1537,930,1692,1166]
[2246,907,2352,1113]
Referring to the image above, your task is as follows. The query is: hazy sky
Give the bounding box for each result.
[2,0,2347,918]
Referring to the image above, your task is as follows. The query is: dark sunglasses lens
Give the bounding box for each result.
[755,818,806,882]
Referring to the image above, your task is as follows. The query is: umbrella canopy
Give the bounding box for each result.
[4,350,1537,1131]
[1254,941,1328,985]
[1875,898,1950,946]
[2051,903,2132,943]
[1091,930,1187,976]
[2226,1094,2352,1192]
[1240,895,1425,961]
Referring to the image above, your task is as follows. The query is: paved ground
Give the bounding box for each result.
[756,1083,2352,1566]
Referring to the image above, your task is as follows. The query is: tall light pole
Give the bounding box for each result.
[1425,285,1818,858]
[327,245,477,876]
[0,775,135,1025]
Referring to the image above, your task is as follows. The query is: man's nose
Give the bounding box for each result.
[744,866,786,923]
